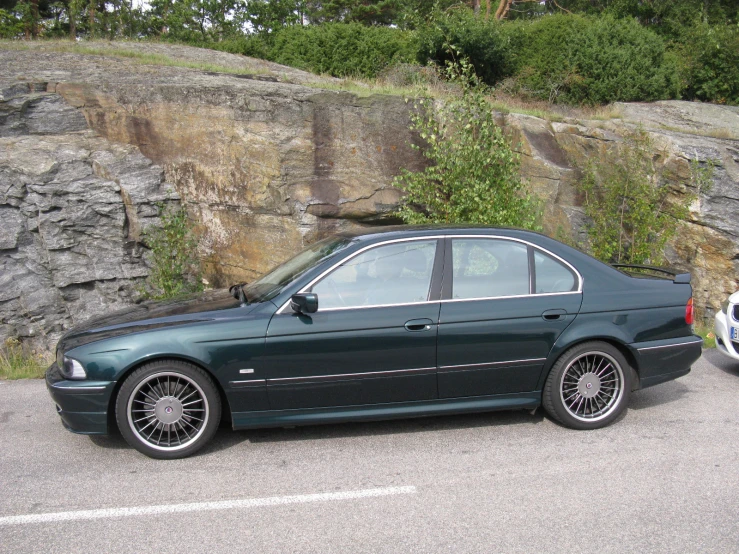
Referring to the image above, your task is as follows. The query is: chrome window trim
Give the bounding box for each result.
[276,236,445,314]
[304,300,441,313]
[268,366,437,384]
[439,357,547,371]
[442,291,581,305]
[636,338,704,351]
[276,234,584,314]
[450,235,583,291]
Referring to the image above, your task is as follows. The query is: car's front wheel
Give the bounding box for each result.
[115,360,221,459]
[543,341,632,430]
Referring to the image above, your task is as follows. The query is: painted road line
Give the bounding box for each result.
[0,486,417,526]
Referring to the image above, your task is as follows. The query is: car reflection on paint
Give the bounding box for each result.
[47,226,703,459]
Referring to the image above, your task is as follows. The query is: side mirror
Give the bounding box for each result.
[290,293,318,314]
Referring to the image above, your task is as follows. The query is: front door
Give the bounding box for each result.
[437,237,583,398]
[263,238,443,410]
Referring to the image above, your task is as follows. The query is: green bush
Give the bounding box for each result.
[143,204,204,300]
[394,59,541,230]
[416,10,519,87]
[512,14,679,105]
[574,131,702,265]
[265,23,416,79]
[202,35,272,60]
[676,23,739,105]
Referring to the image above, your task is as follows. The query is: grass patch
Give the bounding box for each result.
[653,122,739,140]
[0,338,50,380]
[694,324,716,349]
[304,78,438,98]
[0,40,271,77]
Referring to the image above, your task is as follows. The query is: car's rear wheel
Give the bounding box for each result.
[543,341,631,430]
[115,360,221,459]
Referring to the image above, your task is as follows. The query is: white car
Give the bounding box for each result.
[715,291,739,361]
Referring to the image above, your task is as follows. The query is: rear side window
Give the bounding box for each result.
[534,250,577,293]
[452,239,529,299]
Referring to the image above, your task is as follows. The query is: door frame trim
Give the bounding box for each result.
[276,235,583,315]
[438,357,547,372]
[267,366,438,384]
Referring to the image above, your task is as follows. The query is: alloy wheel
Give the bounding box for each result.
[559,352,624,422]
[126,372,210,452]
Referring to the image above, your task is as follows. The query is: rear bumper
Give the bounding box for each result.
[629,335,703,389]
[45,363,113,435]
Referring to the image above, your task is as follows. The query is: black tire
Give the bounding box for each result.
[542,341,632,430]
[115,360,221,459]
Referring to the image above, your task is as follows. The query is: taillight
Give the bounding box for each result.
[685,297,694,325]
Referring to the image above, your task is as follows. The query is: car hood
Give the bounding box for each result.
[730,290,739,304]
[58,289,258,352]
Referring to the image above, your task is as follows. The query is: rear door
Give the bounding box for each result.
[437,237,583,398]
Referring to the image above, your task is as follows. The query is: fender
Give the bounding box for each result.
[535,312,634,390]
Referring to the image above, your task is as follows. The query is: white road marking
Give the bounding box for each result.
[0,485,417,526]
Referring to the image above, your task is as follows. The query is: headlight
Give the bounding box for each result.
[59,356,87,380]
[721,300,729,314]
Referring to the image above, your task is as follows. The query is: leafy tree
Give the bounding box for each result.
[0,6,24,37]
[574,130,708,264]
[677,22,739,105]
[241,0,305,34]
[305,0,400,25]
[395,57,541,230]
[143,204,204,300]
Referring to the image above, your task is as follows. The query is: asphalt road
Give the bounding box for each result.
[1,350,738,554]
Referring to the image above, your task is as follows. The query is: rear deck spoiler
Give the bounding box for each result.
[611,264,691,284]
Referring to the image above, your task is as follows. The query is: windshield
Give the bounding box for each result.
[243,236,354,303]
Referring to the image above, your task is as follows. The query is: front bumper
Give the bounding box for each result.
[714,310,739,362]
[46,363,114,435]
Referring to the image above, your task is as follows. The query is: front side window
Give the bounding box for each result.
[243,236,354,303]
[452,239,529,299]
[312,240,437,309]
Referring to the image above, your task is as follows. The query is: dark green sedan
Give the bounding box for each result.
[47,226,703,459]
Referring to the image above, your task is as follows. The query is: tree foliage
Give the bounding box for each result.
[676,23,739,105]
[1,0,737,106]
[574,131,707,265]
[143,204,204,300]
[394,57,541,230]
[266,22,415,78]
[510,14,679,105]
[416,9,518,87]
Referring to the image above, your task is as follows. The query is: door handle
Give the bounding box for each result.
[542,309,567,321]
[404,318,434,332]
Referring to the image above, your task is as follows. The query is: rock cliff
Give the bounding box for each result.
[1,42,737,350]
[0,80,177,349]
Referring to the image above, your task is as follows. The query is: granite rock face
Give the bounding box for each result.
[1,44,737,351]
[504,102,739,320]
[0,83,177,351]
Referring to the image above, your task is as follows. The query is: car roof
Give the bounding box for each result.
[338,225,545,242]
